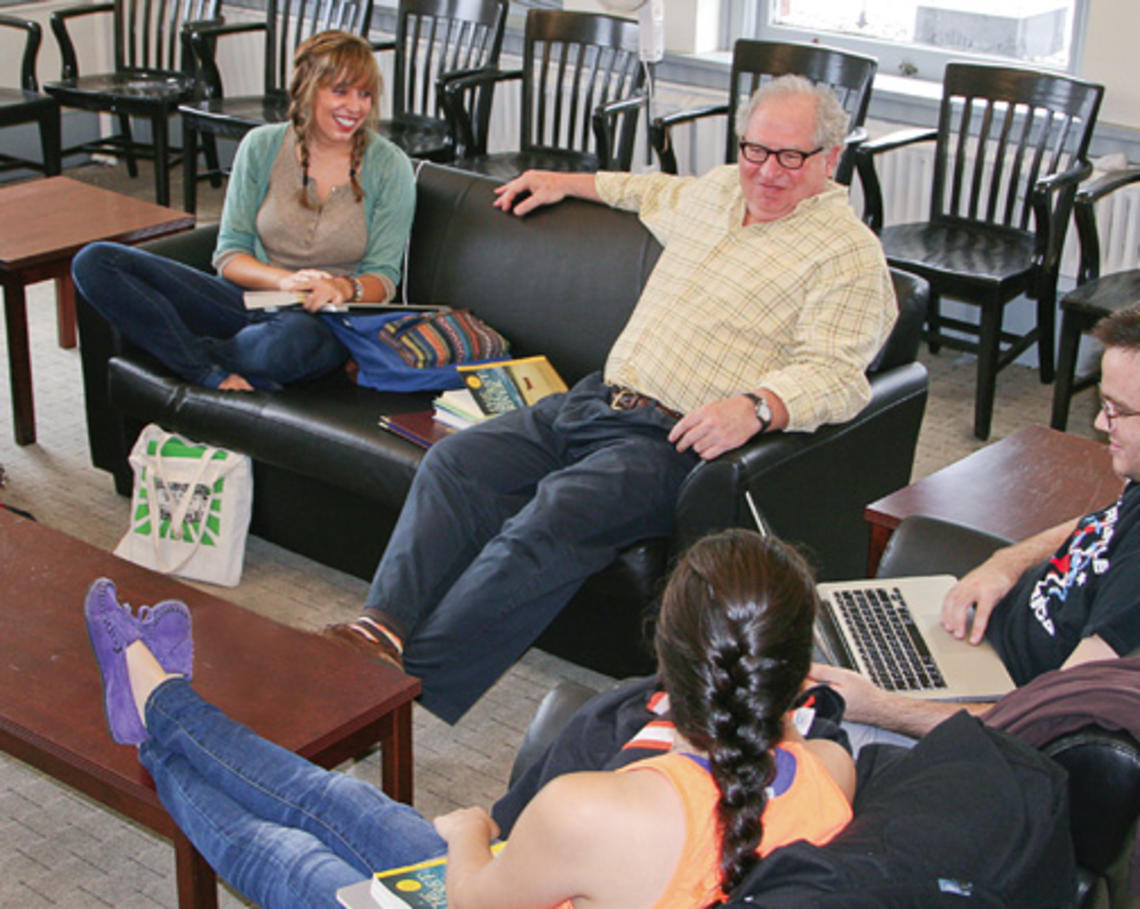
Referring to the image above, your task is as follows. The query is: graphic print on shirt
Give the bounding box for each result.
[1028,499,1121,637]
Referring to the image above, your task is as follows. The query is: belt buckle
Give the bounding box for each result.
[610,388,638,411]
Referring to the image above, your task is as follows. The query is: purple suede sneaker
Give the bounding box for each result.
[83,577,148,746]
[138,600,193,679]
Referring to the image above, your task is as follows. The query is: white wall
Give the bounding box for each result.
[1080,0,1140,131]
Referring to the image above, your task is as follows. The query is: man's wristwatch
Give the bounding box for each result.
[744,392,772,433]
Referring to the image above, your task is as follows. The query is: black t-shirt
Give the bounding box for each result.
[988,480,1140,684]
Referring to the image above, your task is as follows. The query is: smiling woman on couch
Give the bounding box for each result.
[72,30,414,392]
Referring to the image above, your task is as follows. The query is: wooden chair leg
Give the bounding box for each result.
[152,115,170,207]
[119,114,137,177]
[182,117,198,214]
[1036,288,1057,384]
[39,106,61,176]
[974,304,1002,440]
[926,290,942,354]
[1051,309,1083,431]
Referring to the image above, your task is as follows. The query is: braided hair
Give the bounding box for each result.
[288,30,382,209]
[654,529,817,901]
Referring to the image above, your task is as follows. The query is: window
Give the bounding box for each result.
[723,0,1088,82]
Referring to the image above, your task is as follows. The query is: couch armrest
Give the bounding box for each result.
[875,515,1012,578]
[673,360,929,581]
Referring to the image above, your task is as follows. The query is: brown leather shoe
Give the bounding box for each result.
[322,620,404,672]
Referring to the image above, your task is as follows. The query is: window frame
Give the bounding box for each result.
[720,0,1091,83]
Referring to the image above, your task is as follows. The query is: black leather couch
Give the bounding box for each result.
[76,162,929,677]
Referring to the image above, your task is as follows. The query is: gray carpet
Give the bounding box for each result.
[0,160,1104,907]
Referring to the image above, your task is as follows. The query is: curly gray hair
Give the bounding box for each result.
[737,74,848,150]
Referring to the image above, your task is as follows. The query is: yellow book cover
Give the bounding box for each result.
[457,356,568,415]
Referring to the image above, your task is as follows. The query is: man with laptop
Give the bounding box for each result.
[812,306,1140,743]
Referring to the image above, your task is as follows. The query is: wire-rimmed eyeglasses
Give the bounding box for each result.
[737,141,824,170]
[1098,393,1140,428]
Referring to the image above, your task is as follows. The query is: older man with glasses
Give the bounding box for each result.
[813,305,1140,744]
[325,75,897,724]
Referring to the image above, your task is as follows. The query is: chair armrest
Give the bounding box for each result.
[0,14,42,91]
[592,90,648,170]
[185,19,265,98]
[672,361,929,581]
[441,67,521,158]
[1043,726,1140,884]
[650,102,731,175]
[509,681,600,788]
[371,37,396,54]
[49,2,113,80]
[1030,158,1094,276]
[874,515,1012,578]
[854,127,938,231]
[1072,165,1140,284]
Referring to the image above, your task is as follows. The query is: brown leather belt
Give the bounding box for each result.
[607,386,682,421]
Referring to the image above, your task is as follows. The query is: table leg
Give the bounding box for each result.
[867,522,895,577]
[2,277,35,446]
[174,829,218,909]
[55,273,77,349]
[381,701,415,804]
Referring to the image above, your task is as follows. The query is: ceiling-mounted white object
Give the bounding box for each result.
[598,0,664,62]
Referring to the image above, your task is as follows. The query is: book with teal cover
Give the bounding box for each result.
[366,843,506,908]
[457,355,567,416]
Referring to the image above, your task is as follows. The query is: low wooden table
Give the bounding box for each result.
[0,508,420,909]
[864,424,1122,575]
[0,176,193,446]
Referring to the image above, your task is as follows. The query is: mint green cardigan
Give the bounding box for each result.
[212,123,416,286]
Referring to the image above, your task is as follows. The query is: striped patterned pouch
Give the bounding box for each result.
[377,309,509,367]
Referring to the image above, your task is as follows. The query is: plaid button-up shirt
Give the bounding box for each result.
[598,166,896,432]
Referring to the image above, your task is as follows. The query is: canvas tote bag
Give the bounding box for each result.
[114,425,252,587]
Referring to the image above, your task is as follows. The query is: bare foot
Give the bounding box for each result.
[124,641,177,727]
[218,373,254,392]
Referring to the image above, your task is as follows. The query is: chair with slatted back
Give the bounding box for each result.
[856,62,1103,440]
[650,38,876,186]
[371,0,507,163]
[0,15,61,176]
[440,9,647,181]
[44,0,222,207]
[1050,165,1140,431]
[179,0,376,214]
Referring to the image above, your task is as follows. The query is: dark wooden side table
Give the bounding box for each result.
[0,176,193,446]
[0,508,420,909]
[864,424,1122,575]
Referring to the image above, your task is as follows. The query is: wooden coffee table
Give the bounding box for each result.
[864,424,1122,575]
[0,508,420,909]
[0,176,194,446]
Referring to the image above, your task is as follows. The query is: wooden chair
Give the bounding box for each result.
[371,0,508,163]
[440,9,647,181]
[0,15,61,176]
[179,0,375,214]
[650,38,876,185]
[1051,165,1140,431]
[43,0,222,207]
[856,62,1103,439]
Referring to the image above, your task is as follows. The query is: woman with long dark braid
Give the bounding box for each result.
[73,30,414,392]
[82,529,852,908]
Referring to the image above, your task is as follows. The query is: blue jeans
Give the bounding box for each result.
[139,680,446,909]
[365,372,700,723]
[72,242,347,389]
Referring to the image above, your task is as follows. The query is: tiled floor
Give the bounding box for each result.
[0,160,1106,907]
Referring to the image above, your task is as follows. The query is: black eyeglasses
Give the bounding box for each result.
[1098,393,1140,428]
[737,141,824,170]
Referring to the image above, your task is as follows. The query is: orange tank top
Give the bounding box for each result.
[589,743,853,909]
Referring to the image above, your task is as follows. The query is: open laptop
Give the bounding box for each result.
[814,575,1016,702]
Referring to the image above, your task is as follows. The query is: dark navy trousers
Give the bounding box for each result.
[364,372,699,723]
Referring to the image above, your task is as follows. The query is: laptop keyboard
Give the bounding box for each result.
[832,587,947,692]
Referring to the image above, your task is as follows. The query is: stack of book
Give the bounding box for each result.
[432,388,489,430]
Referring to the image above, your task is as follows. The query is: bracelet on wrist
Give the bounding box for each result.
[348,276,364,302]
